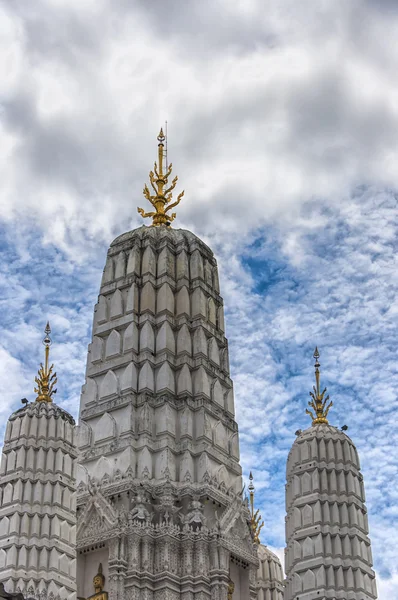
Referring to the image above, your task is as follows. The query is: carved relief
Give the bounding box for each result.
[180,496,207,531]
[77,483,117,540]
[130,492,152,523]
[153,482,181,524]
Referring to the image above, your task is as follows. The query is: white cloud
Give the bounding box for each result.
[1,0,398,256]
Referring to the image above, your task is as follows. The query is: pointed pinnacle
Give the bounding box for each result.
[314,346,320,369]
[43,322,52,346]
[158,128,165,143]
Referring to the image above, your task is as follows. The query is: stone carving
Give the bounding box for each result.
[181,495,207,531]
[101,473,111,486]
[114,469,122,482]
[77,482,117,539]
[202,471,211,483]
[162,466,172,480]
[139,403,152,432]
[118,505,129,528]
[142,466,151,480]
[154,482,181,524]
[130,491,152,522]
[86,512,108,538]
[77,481,87,494]
[125,465,134,479]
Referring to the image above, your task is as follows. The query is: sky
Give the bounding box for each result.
[1,0,398,597]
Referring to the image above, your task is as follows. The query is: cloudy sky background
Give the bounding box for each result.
[1,0,398,597]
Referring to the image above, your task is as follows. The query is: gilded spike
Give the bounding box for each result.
[248,472,264,544]
[137,127,185,226]
[34,322,57,402]
[306,347,333,425]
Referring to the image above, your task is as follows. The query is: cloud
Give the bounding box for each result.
[2,0,398,254]
[226,188,398,595]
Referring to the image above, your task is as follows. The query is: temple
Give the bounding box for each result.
[0,131,379,600]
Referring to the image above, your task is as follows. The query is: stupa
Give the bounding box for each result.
[0,324,77,600]
[75,130,282,599]
[284,349,378,600]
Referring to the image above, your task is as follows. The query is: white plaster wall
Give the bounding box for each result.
[230,560,250,600]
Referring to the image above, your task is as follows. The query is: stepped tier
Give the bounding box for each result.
[77,226,239,490]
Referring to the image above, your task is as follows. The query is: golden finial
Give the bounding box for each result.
[137,127,185,226]
[306,347,333,425]
[248,471,264,544]
[34,322,57,402]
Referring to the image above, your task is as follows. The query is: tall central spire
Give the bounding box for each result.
[76,204,262,598]
[137,128,185,226]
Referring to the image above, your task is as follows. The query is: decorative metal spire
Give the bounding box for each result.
[306,347,333,425]
[248,471,264,544]
[137,128,185,226]
[34,322,57,402]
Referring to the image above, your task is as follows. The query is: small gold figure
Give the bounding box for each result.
[306,347,333,425]
[227,580,235,600]
[87,563,108,600]
[34,322,57,402]
[137,128,185,227]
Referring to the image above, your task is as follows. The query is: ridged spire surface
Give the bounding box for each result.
[76,225,260,599]
[0,331,77,599]
[284,351,378,600]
